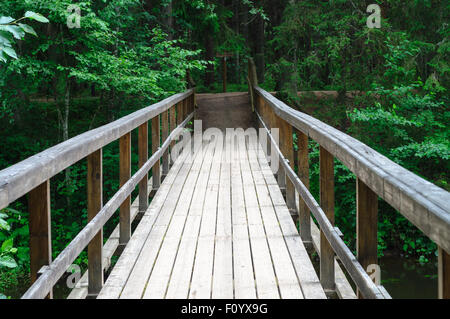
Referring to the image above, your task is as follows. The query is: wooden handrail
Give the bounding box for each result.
[253,86,450,253]
[251,78,450,298]
[256,111,388,299]
[21,112,194,299]
[0,89,194,211]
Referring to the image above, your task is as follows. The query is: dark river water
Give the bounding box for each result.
[379,255,437,299]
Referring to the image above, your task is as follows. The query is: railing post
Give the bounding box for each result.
[87,149,103,297]
[161,110,169,179]
[319,146,335,295]
[280,120,296,222]
[152,115,161,191]
[183,98,188,120]
[170,104,176,165]
[295,128,312,244]
[28,180,53,299]
[177,102,182,125]
[356,178,378,298]
[274,114,286,194]
[438,246,450,299]
[119,132,131,249]
[138,122,148,213]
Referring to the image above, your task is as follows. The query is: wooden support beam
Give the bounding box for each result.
[161,110,169,177]
[356,178,378,298]
[169,104,176,165]
[87,149,103,297]
[295,128,311,244]
[183,98,188,121]
[274,114,286,191]
[319,146,335,294]
[280,119,296,220]
[28,180,53,299]
[438,246,450,299]
[138,122,148,213]
[119,133,131,247]
[177,102,182,125]
[152,115,161,191]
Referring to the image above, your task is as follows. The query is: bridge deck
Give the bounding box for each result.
[98,131,326,299]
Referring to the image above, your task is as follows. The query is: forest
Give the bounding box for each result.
[0,0,448,298]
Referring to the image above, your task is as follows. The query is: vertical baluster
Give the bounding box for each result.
[152,115,161,191]
[356,178,378,298]
[87,149,103,297]
[138,122,148,213]
[295,128,311,244]
[280,120,296,221]
[177,101,182,125]
[263,100,271,162]
[438,246,450,299]
[28,180,53,298]
[161,110,169,179]
[319,146,335,295]
[170,104,176,166]
[183,98,188,120]
[274,114,286,194]
[119,132,131,249]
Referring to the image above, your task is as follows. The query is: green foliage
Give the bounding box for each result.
[0,11,48,62]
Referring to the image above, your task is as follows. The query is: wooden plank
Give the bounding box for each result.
[231,139,257,298]
[143,139,211,299]
[165,140,217,298]
[356,178,378,298]
[233,224,257,298]
[119,132,131,247]
[259,206,304,299]
[98,145,191,299]
[249,143,325,299]
[162,110,169,176]
[294,128,311,243]
[211,135,233,299]
[438,246,450,299]
[119,142,203,299]
[138,122,148,213]
[152,115,161,190]
[28,180,53,298]
[319,146,335,294]
[189,137,222,299]
[87,149,103,297]
[238,135,279,299]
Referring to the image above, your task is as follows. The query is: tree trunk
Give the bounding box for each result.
[254,15,265,83]
[205,32,215,88]
[162,1,173,39]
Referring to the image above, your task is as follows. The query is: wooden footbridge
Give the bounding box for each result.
[1,61,449,299]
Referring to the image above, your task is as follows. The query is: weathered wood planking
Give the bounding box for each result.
[319,146,335,294]
[97,131,325,299]
[0,89,194,211]
[28,180,53,298]
[22,113,194,299]
[253,86,450,254]
[255,110,386,299]
[87,149,103,297]
[97,146,192,299]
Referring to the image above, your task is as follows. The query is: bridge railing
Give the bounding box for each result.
[248,60,450,299]
[0,89,195,299]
